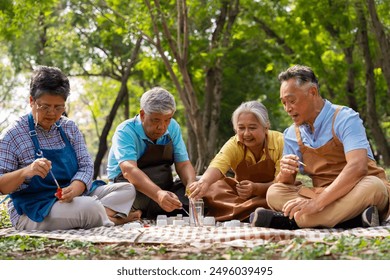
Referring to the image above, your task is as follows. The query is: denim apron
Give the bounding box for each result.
[9,113,79,222]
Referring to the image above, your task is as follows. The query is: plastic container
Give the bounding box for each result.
[203,216,216,226]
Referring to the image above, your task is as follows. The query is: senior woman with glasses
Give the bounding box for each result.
[0,66,140,230]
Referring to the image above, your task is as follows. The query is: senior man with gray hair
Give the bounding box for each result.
[107,87,196,219]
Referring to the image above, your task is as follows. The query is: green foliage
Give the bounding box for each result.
[0,200,11,229]
[0,0,389,166]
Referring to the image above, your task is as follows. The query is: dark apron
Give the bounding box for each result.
[10,114,78,223]
[203,139,276,221]
[114,136,188,218]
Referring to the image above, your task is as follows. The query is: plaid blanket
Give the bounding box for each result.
[1,223,389,248]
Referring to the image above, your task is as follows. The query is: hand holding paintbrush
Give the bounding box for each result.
[279,154,307,176]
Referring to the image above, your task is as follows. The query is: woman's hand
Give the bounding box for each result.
[26,158,52,179]
[187,180,209,200]
[56,180,86,203]
[236,180,254,199]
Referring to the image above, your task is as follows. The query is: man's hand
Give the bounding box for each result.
[156,190,182,212]
[279,154,300,175]
[282,197,323,220]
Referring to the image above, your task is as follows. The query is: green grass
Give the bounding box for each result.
[0,234,390,260]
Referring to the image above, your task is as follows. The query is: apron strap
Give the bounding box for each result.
[28,113,43,157]
[331,106,343,140]
[27,113,69,158]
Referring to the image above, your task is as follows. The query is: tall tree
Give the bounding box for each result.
[65,0,143,178]
[355,1,390,165]
[366,0,390,99]
[141,0,239,173]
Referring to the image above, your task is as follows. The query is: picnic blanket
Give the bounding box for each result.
[1,223,389,248]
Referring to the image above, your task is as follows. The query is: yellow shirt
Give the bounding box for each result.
[209,130,284,178]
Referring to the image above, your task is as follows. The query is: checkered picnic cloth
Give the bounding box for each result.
[1,223,389,248]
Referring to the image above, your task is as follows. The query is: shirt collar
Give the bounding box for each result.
[233,133,274,151]
[303,99,331,135]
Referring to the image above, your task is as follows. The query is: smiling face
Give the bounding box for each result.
[280,79,319,129]
[140,109,174,141]
[30,94,66,130]
[236,112,267,152]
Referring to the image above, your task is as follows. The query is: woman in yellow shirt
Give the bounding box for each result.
[188,101,284,221]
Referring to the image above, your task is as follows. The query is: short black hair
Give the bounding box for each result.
[30,65,70,100]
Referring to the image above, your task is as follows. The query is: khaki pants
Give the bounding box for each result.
[16,182,135,231]
[267,176,389,228]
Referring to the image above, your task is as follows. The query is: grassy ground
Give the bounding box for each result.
[0,169,389,260]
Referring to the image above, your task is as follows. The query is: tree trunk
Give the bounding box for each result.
[93,38,142,178]
[144,0,238,174]
[366,0,390,99]
[344,46,359,112]
[202,0,238,169]
[356,2,390,166]
[186,115,197,167]
[204,66,222,164]
[93,81,128,179]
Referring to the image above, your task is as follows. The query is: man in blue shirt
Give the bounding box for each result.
[107,87,196,218]
[251,65,390,229]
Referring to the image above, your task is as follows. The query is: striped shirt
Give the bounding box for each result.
[0,113,93,226]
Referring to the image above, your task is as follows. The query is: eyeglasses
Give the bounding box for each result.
[35,103,66,114]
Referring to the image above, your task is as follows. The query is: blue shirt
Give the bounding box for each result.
[107,115,190,179]
[0,113,94,226]
[283,100,374,173]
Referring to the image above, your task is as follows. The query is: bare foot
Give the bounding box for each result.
[128,210,142,221]
[107,209,143,225]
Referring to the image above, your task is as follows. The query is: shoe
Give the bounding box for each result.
[250,207,299,229]
[361,206,380,227]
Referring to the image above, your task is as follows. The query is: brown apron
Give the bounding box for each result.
[296,107,390,214]
[203,139,276,221]
[114,137,188,218]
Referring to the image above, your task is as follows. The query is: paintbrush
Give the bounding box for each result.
[49,169,62,199]
[181,207,190,216]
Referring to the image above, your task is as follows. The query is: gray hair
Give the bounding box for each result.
[140,87,176,114]
[231,101,270,130]
[278,65,320,92]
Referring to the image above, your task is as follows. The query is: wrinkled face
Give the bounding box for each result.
[280,79,316,126]
[140,109,174,141]
[30,94,66,130]
[236,112,267,150]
